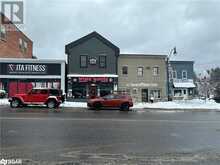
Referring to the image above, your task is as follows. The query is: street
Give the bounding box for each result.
[1,106,220,165]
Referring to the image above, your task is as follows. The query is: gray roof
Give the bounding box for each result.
[119,53,167,58]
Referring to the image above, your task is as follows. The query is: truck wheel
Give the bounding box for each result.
[10,99,20,108]
[47,100,56,109]
[120,103,130,111]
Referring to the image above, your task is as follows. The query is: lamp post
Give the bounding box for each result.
[167,47,177,101]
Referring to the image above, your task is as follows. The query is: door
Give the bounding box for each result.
[142,89,148,102]
[89,85,97,98]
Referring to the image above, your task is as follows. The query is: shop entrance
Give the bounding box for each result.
[142,89,148,102]
[89,84,97,98]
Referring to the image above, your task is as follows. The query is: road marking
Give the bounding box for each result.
[1,117,220,124]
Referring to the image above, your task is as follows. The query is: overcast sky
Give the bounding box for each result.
[20,0,220,73]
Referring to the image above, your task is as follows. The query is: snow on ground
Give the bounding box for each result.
[133,99,220,110]
[1,98,220,110]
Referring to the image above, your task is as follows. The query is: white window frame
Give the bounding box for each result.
[153,66,159,76]
[137,66,144,77]
[122,65,128,75]
[182,70,187,80]
[0,25,6,40]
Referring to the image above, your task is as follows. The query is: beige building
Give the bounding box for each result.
[118,54,168,102]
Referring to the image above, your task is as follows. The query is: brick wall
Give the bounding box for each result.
[0,13,33,58]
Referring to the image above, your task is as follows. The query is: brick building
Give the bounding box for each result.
[0,13,33,58]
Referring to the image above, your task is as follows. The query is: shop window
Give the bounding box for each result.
[153,66,159,76]
[72,85,86,99]
[80,55,88,68]
[174,90,182,97]
[99,55,106,68]
[0,25,6,40]
[137,67,143,77]
[150,90,161,99]
[182,70,187,80]
[122,66,128,75]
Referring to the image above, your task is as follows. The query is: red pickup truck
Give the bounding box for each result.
[9,88,65,108]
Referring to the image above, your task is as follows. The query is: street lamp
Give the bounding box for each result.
[167,47,177,101]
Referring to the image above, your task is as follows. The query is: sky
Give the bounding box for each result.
[10,0,220,73]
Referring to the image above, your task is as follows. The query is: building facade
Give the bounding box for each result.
[0,13,33,58]
[169,61,196,99]
[65,31,119,100]
[118,54,168,102]
[0,58,65,97]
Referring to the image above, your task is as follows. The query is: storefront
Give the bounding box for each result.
[0,58,65,97]
[67,75,118,100]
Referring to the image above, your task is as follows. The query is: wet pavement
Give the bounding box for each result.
[1,105,220,164]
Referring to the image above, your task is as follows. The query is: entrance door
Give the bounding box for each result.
[142,89,148,102]
[89,85,97,98]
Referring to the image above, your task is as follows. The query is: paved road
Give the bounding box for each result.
[1,106,220,164]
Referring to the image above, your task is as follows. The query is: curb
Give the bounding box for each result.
[143,107,220,112]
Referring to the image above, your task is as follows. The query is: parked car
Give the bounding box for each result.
[0,89,6,98]
[214,97,220,103]
[9,88,65,108]
[87,94,133,111]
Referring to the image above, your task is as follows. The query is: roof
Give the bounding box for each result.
[170,60,194,64]
[173,82,196,88]
[0,12,32,43]
[120,53,167,58]
[65,31,120,55]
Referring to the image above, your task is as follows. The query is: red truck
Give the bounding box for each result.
[87,93,133,111]
[9,88,65,108]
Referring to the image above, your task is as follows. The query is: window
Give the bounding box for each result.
[172,70,177,79]
[19,38,28,53]
[0,25,6,40]
[80,55,88,68]
[137,67,143,77]
[153,66,159,76]
[182,70,187,79]
[99,55,106,68]
[122,66,128,75]
[150,90,161,99]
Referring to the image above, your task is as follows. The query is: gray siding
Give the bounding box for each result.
[67,37,117,74]
[170,61,194,79]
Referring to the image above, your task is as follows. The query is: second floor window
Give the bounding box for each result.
[122,66,128,75]
[182,70,187,79]
[19,38,28,53]
[172,70,177,79]
[0,25,6,40]
[137,67,143,77]
[99,55,106,68]
[153,66,159,76]
[80,55,88,68]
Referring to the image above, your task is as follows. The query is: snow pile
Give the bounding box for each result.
[0,99,9,105]
[134,99,220,110]
[60,101,87,108]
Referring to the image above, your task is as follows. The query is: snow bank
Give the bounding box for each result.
[1,98,220,110]
[133,99,220,110]
[0,99,9,106]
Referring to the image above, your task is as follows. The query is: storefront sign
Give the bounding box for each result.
[89,58,97,65]
[126,83,158,87]
[0,62,61,75]
[7,64,47,74]
[78,77,109,83]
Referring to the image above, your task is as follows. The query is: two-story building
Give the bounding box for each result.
[65,31,119,100]
[169,61,196,99]
[0,13,33,58]
[118,54,168,102]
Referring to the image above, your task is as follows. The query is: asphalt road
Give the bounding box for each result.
[1,105,220,165]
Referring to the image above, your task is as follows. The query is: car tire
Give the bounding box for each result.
[10,99,20,108]
[94,102,102,110]
[47,99,56,109]
[120,103,130,111]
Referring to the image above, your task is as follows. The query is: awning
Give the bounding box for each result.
[173,82,196,88]
[67,74,118,78]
